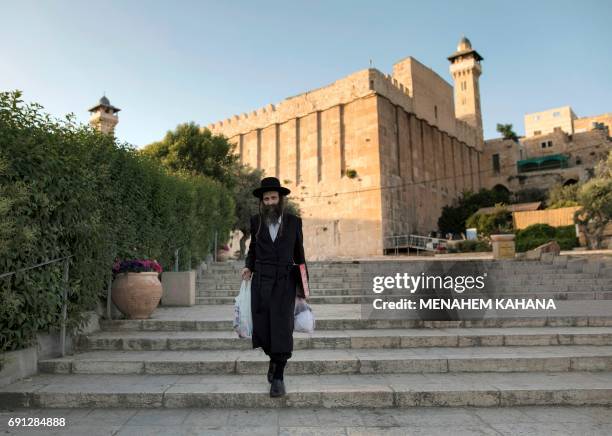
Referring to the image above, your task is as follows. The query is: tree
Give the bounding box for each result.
[512,187,547,204]
[547,183,579,209]
[597,150,612,179]
[496,123,519,142]
[141,123,239,187]
[438,188,511,235]
[574,151,612,249]
[234,166,264,258]
[465,205,513,238]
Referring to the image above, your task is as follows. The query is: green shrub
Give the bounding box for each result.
[547,183,579,209]
[465,206,513,237]
[438,188,511,234]
[345,168,358,178]
[452,240,492,253]
[515,224,578,252]
[0,91,234,351]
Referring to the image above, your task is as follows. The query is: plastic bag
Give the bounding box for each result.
[294,296,315,333]
[233,279,253,338]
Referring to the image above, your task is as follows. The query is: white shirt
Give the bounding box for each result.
[268,215,282,242]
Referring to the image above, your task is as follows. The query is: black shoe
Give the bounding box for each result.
[270,378,286,397]
[267,362,276,384]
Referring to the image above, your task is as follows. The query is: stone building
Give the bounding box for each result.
[89,95,120,135]
[208,37,485,259]
[525,105,612,137]
[483,107,612,194]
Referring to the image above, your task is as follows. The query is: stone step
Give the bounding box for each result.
[225,267,575,274]
[76,327,612,351]
[37,346,612,376]
[199,288,370,297]
[199,274,365,281]
[197,280,358,287]
[485,273,598,279]
[195,296,396,305]
[100,316,612,333]
[200,273,364,280]
[196,288,612,298]
[195,292,612,305]
[196,282,610,294]
[207,265,362,272]
[197,276,607,287]
[200,271,593,281]
[198,289,365,297]
[197,282,365,291]
[196,286,612,297]
[198,277,603,289]
[205,260,582,269]
[485,280,610,287]
[490,275,606,281]
[2,372,611,408]
[208,260,569,266]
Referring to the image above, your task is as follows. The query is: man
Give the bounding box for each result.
[241,177,307,398]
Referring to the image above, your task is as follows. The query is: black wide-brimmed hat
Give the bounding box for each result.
[252,177,291,198]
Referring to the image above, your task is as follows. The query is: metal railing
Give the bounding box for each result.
[1,255,73,357]
[384,234,448,255]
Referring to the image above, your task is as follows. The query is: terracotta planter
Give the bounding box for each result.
[111,272,162,319]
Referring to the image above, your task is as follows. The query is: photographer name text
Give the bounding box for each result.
[372,298,556,311]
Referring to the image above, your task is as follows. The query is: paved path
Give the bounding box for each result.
[2,406,611,435]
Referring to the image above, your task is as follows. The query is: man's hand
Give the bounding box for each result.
[241,267,252,281]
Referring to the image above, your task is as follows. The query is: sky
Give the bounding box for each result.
[2,0,611,147]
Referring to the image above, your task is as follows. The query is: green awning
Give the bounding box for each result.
[517,154,569,173]
[517,154,568,165]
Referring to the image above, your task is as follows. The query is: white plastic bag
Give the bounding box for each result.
[294,296,315,333]
[233,279,253,338]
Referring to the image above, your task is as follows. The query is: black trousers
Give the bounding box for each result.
[263,348,292,363]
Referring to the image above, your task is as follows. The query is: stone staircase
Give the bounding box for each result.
[2,257,612,409]
[3,317,612,408]
[196,257,612,305]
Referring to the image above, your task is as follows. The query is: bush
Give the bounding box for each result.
[449,240,492,253]
[515,224,578,252]
[438,188,510,235]
[0,91,234,352]
[465,206,513,238]
[547,183,579,209]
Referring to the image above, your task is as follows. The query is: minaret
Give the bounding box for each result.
[448,36,484,139]
[88,95,120,135]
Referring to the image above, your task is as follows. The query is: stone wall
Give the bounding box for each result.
[482,138,524,191]
[521,128,611,168]
[207,63,483,258]
[524,106,576,137]
[574,113,612,134]
[207,67,482,154]
[483,129,612,193]
[376,96,482,243]
[228,93,385,259]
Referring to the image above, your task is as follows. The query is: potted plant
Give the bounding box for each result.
[111,258,163,319]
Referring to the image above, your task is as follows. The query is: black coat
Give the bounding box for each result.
[245,213,307,354]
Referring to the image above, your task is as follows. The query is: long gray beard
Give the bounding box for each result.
[263,203,282,225]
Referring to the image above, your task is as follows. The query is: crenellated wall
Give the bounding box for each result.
[207,67,482,149]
